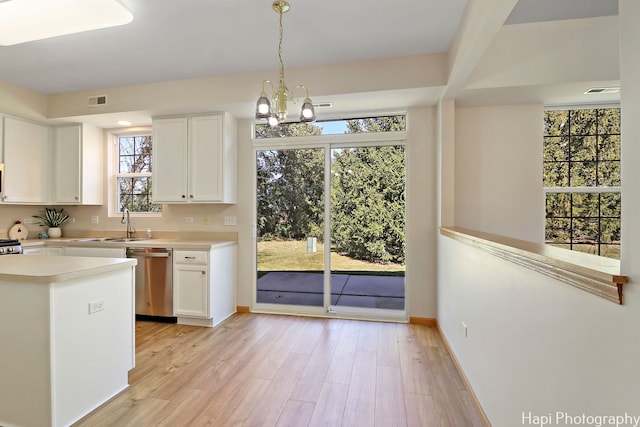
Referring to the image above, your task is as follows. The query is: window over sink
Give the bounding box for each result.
[110,128,162,215]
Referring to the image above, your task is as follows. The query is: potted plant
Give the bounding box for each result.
[33,207,70,238]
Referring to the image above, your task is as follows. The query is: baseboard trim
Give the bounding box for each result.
[236,306,250,313]
[409,317,437,326]
[436,322,492,427]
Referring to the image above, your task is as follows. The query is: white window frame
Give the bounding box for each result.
[543,104,621,257]
[107,126,162,218]
[251,113,409,322]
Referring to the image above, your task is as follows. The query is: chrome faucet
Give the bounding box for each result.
[121,208,135,238]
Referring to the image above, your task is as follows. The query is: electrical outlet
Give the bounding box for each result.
[23,218,33,224]
[224,216,237,226]
[89,299,105,314]
[461,321,468,338]
[91,216,99,224]
[70,217,76,223]
[185,217,194,223]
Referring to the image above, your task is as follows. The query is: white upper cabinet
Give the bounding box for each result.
[152,113,236,204]
[2,116,50,204]
[54,123,103,205]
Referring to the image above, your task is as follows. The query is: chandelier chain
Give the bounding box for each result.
[278,9,286,90]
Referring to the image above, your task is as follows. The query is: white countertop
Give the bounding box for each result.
[21,238,236,251]
[0,255,137,284]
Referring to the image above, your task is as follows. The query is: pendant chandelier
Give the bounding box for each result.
[255,1,316,127]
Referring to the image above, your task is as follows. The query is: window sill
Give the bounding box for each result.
[439,227,628,304]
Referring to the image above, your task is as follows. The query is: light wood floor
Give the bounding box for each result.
[74,313,486,426]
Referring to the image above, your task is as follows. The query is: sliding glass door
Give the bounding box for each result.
[329,145,406,314]
[254,116,406,319]
[256,148,326,307]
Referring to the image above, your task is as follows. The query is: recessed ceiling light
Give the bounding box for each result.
[117,120,132,126]
[0,0,133,46]
[584,87,620,94]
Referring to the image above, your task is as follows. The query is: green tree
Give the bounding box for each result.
[118,135,161,213]
[257,149,325,239]
[543,108,621,258]
[256,116,406,264]
[345,115,406,133]
[256,123,324,240]
[331,145,406,264]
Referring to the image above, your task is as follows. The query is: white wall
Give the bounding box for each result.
[438,235,640,427]
[0,80,48,121]
[46,54,447,120]
[454,104,544,243]
[619,0,640,277]
[235,118,256,308]
[436,4,640,425]
[406,107,439,318]
[467,16,620,90]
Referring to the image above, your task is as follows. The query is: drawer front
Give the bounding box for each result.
[174,250,208,264]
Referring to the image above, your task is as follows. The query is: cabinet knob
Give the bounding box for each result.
[181,195,186,199]
[201,271,206,275]
[75,196,79,200]
[189,195,194,199]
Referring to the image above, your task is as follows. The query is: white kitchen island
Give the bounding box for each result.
[0,255,137,427]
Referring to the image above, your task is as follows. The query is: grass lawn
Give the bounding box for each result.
[258,239,405,273]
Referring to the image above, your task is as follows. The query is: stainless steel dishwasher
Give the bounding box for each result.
[127,247,174,318]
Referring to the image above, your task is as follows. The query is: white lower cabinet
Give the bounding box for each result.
[46,246,64,256]
[63,246,126,258]
[23,247,45,255]
[174,259,208,318]
[173,244,236,327]
[23,246,67,256]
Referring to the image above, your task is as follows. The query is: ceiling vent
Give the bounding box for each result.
[313,102,332,108]
[88,95,107,107]
[584,87,620,94]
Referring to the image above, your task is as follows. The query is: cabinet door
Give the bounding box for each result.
[54,125,81,203]
[46,247,64,256]
[152,117,189,202]
[173,264,209,318]
[54,124,103,205]
[3,117,50,203]
[23,247,45,255]
[189,115,223,202]
[64,246,126,258]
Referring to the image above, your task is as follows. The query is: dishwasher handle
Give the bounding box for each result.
[126,249,172,258]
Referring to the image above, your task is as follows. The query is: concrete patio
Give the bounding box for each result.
[257,271,405,310]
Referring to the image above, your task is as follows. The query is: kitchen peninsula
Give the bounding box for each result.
[0,255,136,427]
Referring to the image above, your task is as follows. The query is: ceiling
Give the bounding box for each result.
[0,0,621,127]
[0,0,468,95]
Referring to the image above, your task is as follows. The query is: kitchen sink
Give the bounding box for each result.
[103,238,149,242]
[68,237,150,243]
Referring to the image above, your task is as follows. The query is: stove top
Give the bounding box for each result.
[0,239,23,255]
